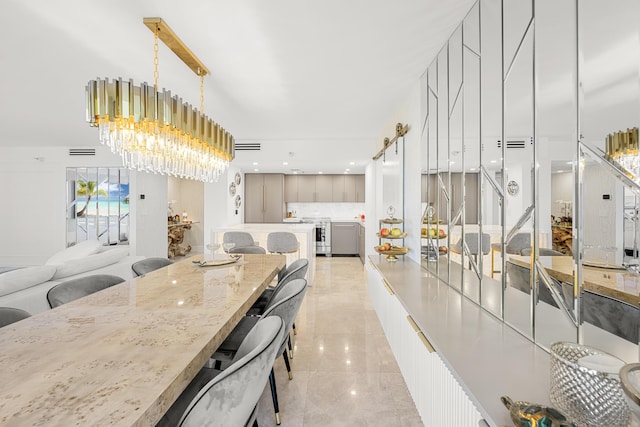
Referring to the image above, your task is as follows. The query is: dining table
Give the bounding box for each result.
[0,253,285,426]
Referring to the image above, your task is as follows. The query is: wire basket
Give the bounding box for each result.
[549,342,629,427]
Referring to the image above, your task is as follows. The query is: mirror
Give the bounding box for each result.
[578,0,640,362]
[531,0,579,351]
[461,2,481,304]
[437,46,451,287]
[501,0,535,340]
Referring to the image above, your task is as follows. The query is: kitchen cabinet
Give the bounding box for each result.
[421,173,478,224]
[284,174,365,203]
[332,175,366,202]
[284,175,298,202]
[358,223,365,263]
[331,222,359,255]
[244,174,285,223]
[315,175,333,202]
[297,175,316,202]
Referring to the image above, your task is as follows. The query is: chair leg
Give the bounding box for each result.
[253,420,259,427]
[269,368,281,425]
[292,321,297,335]
[287,334,293,359]
[282,349,293,380]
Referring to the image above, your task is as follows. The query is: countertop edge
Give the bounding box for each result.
[368,255,551,427]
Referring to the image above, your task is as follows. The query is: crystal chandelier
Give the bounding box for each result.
[85,18,234,183]
[605,127,640,184]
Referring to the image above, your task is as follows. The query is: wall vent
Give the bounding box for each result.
[69,148,96,156]
[496,140,526,149]
[235,143,261,151]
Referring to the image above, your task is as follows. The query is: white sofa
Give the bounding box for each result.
[0,241,145,315]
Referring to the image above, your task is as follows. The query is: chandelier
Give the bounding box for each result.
[605,127,640,184]
[85,18,234,183]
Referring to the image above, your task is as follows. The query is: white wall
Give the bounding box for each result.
[203,165,243,250]
[131,171,168,258]
[0,146,128,265]
[550,172,573,218]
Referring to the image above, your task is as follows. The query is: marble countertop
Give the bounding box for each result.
[0,254,285,426]
[369,255,550,427]
[509,255,639,306]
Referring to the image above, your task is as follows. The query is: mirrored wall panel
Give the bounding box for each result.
[417,0,639,359]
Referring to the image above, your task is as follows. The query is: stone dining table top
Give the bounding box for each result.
[0,253,285,426]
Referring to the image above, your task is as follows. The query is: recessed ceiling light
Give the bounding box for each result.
[293,171,298,174]
[283,162,288,166]
[349,161,355,165]
[469,168,477,171]
[566,161,573,165]
[345,168,350,172]
[254,168,259,172]
[252,162,258,166]
[318,171,323,174]
[343,171,348,174]
[490,160,497,163]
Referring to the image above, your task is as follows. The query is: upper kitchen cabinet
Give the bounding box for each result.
[332,175,366,202]
[284,174,365,202]
[245,174,285,223]
[315,175,334,202]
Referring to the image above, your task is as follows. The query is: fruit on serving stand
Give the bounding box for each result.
[391,227,402,237]
[379,227,390,236]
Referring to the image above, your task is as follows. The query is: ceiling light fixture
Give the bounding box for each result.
[85,18,234,183]
[606,127,640,183]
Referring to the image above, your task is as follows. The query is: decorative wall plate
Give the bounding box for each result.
[507,180,519,196]
[235,195,242,208]
[229,182,236,196]
[235,172,242,185]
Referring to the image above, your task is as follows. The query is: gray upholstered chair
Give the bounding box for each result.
[131,257,173,277]
[247,258,309,317]
[157,316,285,427]
[211,278,308,425]
[505,261,573,308]
[452,232,490,268]
[229,245,267,254]
[47,274,125,308]
[0,307,30,328]
[223,232,257,253]
[267,232,300,259]
[506,232,531,254]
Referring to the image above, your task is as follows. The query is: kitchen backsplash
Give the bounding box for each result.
[287,203,365,219]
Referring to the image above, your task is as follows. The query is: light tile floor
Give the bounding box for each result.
[255,256,423,426]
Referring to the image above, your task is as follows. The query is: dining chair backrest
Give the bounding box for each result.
[131,257,173,277]
[47,274,125,308]
[228,245,267,254]
[178,316,285,427]
[261,278,307,353]
[267,232,299,254]
[270,258,308,303]
[506,233,531,255]
[223,232,256,249]
[0,307,30,328]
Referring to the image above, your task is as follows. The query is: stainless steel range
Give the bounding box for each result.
[303,217,331,256]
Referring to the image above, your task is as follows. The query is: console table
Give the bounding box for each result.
[168,222,197,258]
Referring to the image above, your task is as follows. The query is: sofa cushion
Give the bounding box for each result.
[52,246,129,280]
[0,265,57,297]
[45,240,102,266]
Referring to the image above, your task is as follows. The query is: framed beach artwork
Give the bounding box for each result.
[66,167,130,247]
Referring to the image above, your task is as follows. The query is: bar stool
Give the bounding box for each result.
[267,232,300,260]
[223,232,257,252]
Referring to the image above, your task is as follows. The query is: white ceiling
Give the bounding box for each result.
[0,0,475,173]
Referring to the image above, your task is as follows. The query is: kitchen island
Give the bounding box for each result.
[212,223,315,285]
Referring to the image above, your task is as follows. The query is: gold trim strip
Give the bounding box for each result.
[406,315,421,333]
[417,332,435,353]
[382,279,394,295]
[143,18,210,76]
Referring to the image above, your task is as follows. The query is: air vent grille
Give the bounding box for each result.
[235,143,261,151]
[496,140,526,149]
[69,148,96,156]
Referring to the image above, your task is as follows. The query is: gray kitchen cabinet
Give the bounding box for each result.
[315,175,333,202]
[244,174,285,223]
[354,175,365,202]
[332,175,365,202]
[297,175,316,202]
[358,223,365,263]
[332,222,359,255]
[421,173,478,224]
[284,175,298,202]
